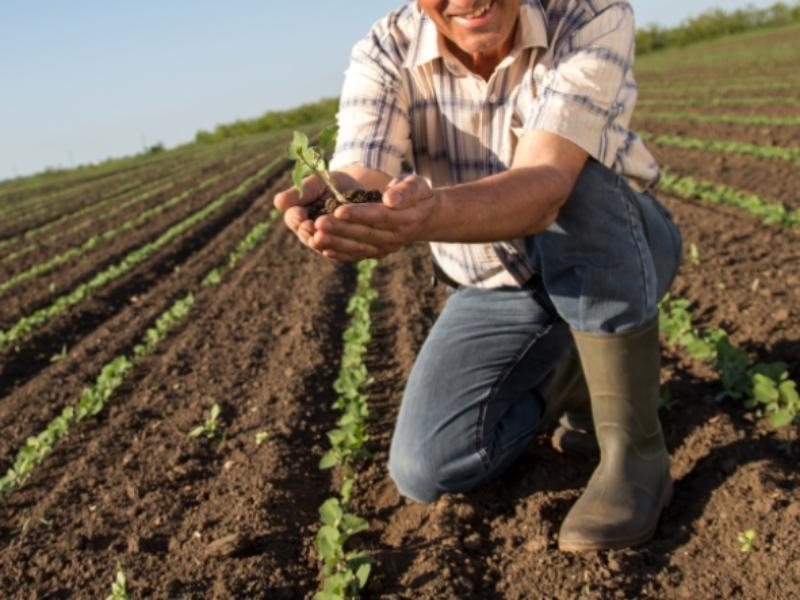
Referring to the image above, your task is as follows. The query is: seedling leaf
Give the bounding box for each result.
[319,498,343,527]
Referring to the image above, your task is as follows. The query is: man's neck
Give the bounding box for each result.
[443,21,518,81]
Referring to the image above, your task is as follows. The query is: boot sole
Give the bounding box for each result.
[558,476,674,553]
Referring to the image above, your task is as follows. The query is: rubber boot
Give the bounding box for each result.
[558,318,672,552]
[537,348,598,454]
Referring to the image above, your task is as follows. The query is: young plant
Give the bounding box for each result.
[659,295,799,428]
[50,344,68,363]
[287,127,345,204]
[689,243,700,267]
[314,497,373,600]
[255,431,270,446]
[738,529,756,552]
[106,566,132,600]
[315,259,378,595]
[189,403,221,439]
[287,128,381,220]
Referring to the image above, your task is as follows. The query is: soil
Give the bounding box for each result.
[632,115,800,150]
[0,151,238,278]
[647,143,800,210]
[0,149,285,329]
[639,104,800,119]
[307,189,382,220]
[0,172,798,597]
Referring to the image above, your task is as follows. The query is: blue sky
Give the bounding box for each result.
[0,0,783,181]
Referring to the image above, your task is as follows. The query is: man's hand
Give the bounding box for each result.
[273,170,363,251]
[312,174,438,261]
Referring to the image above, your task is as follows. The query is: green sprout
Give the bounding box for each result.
[50,344,68,363]
[689,242,700,266]
[314,497,372,600]
[189,403,221,439]
[106,566,132,600]
[287,127,345,204]
[738,529,756,552]
[255,431,270,446]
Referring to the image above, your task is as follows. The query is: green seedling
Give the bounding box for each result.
[738,529,756,553]
[315,497,373,600]
[659,296,799,429]
[314,259,377,596]
[189,404,221,439]
[689,243,700,266]
[106,565,132,600]
[202,268,222,287]
[255,431,270,446]
[659,169,800,230]
[287,127,345,204]
[50,345,68,363]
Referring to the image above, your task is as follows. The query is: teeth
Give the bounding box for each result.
[463,0,492,18]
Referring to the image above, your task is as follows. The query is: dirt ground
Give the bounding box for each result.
[0,165,798,598]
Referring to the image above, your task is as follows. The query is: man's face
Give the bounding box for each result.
[418,0,520,60]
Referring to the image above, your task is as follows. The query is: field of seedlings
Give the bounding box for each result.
[0,23,798,600]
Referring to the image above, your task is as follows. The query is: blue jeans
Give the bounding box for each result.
[388,160,682,503]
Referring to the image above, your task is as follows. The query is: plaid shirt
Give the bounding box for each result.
[330,0,659,288]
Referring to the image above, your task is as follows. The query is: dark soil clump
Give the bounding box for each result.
[307,189,382,220]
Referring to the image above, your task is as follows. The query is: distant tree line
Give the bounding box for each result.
[194,98,338,144]
[636,1,800,54]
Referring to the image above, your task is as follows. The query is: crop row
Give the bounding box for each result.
[638,78,800,97]
[639,132,800,165]
[0,129,283,210]
[0,152,270,295]
[658,169,800,229]
[0,141,275,263]
[0,144,244,249]
[0,162,169,229]
[0,140,215,216]
[638,96,800,108]
[0,208,282,493]
[0,174,141,224]
[0,181,164,254]
[637,111,800,127]
[1,181,174,264]
[0,155,283,351]
[0,136,262,234]
[0,151,162,210]
[315,259,379,600]
[660,295,799,429]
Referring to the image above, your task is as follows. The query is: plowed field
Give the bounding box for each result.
[0,24,798,600]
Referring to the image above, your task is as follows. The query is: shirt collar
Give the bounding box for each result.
[402,0,549,71]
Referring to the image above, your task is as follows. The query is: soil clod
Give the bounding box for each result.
[307,189,382,220]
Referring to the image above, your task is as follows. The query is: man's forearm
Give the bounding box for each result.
[416,164,575,243]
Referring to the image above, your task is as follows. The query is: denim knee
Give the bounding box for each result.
[388,424,490,504]
[387,441,442,504]
[529,160,681,333]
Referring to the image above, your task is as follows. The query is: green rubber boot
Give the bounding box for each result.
[558,318,672,552]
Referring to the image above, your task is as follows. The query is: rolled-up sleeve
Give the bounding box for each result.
[524,2,635,163]
[329,23,411,177]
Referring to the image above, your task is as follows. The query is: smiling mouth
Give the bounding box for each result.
[451,0,495,21]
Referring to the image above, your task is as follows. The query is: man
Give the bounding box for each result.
[274,0,682,552]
